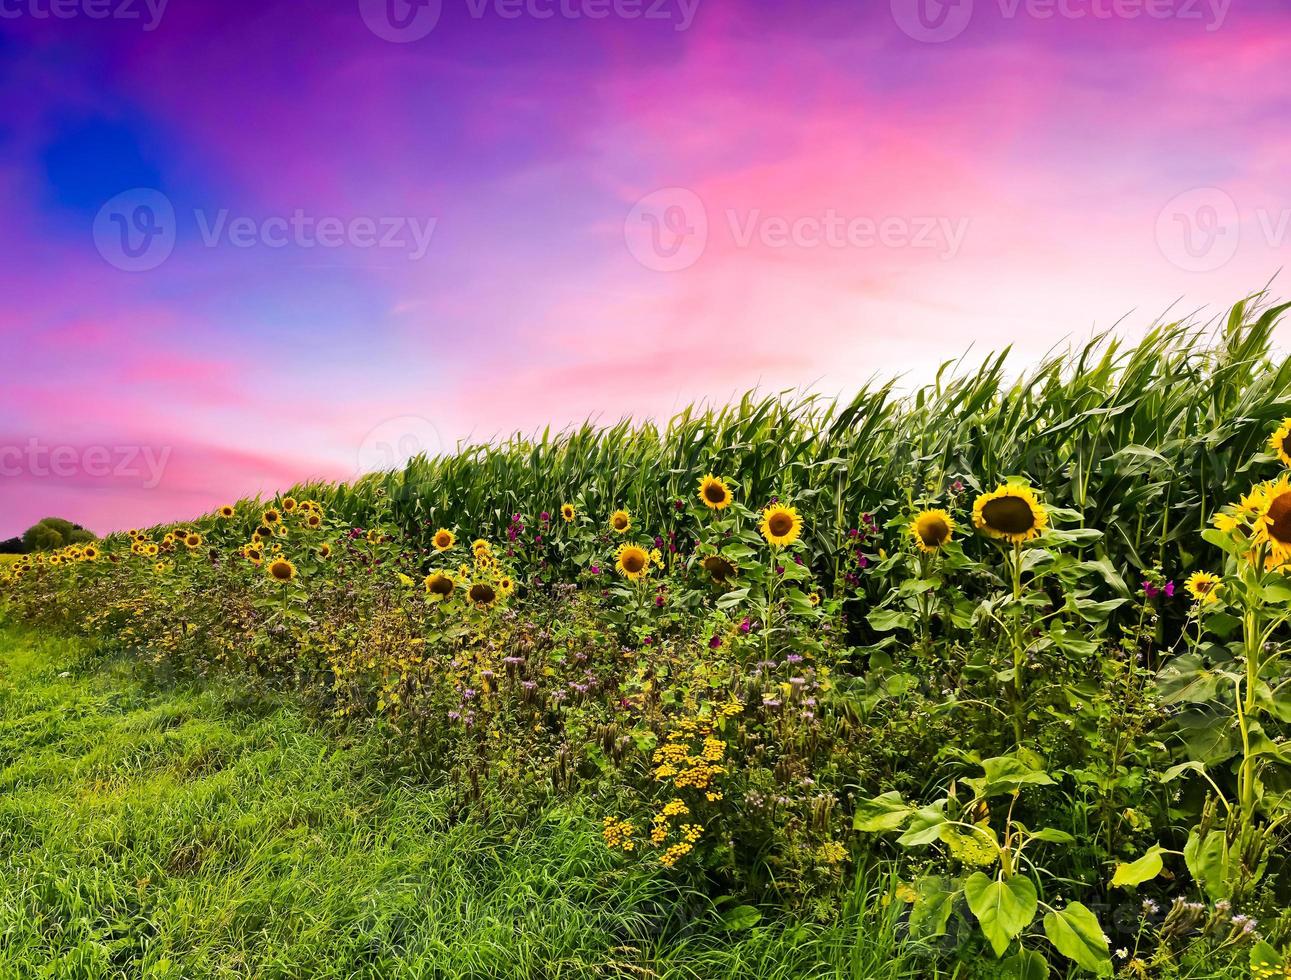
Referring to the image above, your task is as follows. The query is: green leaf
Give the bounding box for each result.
[715,588,749,610]
[976,755,1055,795]
[1004,948,1050,980]
[897,802,948,846]
[1251,940,1284,974]
[964,872,1037,958]
[718,904,762,931]
[852,791,913,832]
[1110,844,1165,888]
[907,876,958,939]
[1026,827,1075,845]
[866,608,911,632]
[1042,902,1111,975]
[1184,830,1231,900]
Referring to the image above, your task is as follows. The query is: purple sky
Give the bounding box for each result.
[2,0,1289,536]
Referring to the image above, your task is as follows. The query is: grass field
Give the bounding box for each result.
[0,623,927,980]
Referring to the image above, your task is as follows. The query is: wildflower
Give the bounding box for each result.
[263,508,282,526]
[425,571,455,600]
[702,554,737,584]
[218,505,235,519]
[709,635,722,649]
[560,503,575,522]
[432,528,456,551]
[466,581,498,609]
[817,841,847,864]
[610,510,631,533]
[910,509,954,552]
[184,533,202,549]
[759,504,803,547]
[972,484,1047,543]
[697,474,733,510]
[1269,417,1291,465]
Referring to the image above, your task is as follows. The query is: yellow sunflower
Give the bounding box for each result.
[367,529,382,544]
[146,544,159,557]
[218,505,235,519]
[972,485,1048,544]
[498,574,515,594]
[1269,418,1291,466]
[610,510,631,533]
[1184,571,1221,605]
[433,528,456,552]
[472,538,492,556]
[561,503,576,523]
[424,571,455,601]
[910,509,954,552]
[318,542,332,559]
[697,474,733,511]
[263,509,282,526]
[185,533,203,549]
[267,557,296,582]
[466,580,498,609]
[616,543,650,580]
[759,504,803,547]
[81,545,99,561]
[243,545,264,565]
[1252,474,1291,565]
[303,512,323,530]
[281,497,297,513]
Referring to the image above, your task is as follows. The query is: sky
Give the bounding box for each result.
[2,0,1290,536]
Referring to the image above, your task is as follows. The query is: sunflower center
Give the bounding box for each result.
[430,575,453,595]
[1267,491,1291,544]
[703,555,735,580]
[623,550,646,573]
[768,512,794,537]
[981,496,1036,535]
[704,483,728,503]
[270,562,292,580]
[613,516,628,529]
[917,515,950,546]
[470,583,496,604]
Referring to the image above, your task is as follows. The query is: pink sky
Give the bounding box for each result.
[2,0,1289,536]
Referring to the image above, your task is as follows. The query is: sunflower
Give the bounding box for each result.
[1269,418,1291,466]
[1184,571,1221,605]
[610,510,631,534]
[433,528,456,552]
[218,505,235,519]
[1252,474,1291,564]
[263,509,282,526]
[697,474,733,511]
[243,545,264,565]
[366,529,382,544]
[561,503,576,523]
[153,561,168,574]
[808,591,821,607]
[616,543,650,580]
[185,533,202,549]
[267,557,296,582]
[162,533,175,546]
[255,525,274,540]
[318,542,332,559]
[472,538,492,556]
[281,497,298,513]
[81,546,99,561]
[498,574,515,594]
[972,485,1048,544]
[146,544,159,557]
[759,504,802,547]
[910,509,954,552]
[303,512,323,529]
[466,580,498,609]
[424,571,455,600]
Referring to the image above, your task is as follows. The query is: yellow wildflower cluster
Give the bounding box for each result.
[602,817,635,852]
[817,841,847,865]
[660,842,693,868]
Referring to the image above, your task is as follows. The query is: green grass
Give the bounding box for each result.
[0,623,925,980]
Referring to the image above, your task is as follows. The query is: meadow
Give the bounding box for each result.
[3,297,1291,979]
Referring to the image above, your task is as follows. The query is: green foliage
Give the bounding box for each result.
[21,516,93,552]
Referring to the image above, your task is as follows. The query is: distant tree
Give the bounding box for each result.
[0,536,25,554]
[20,518,95,552]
